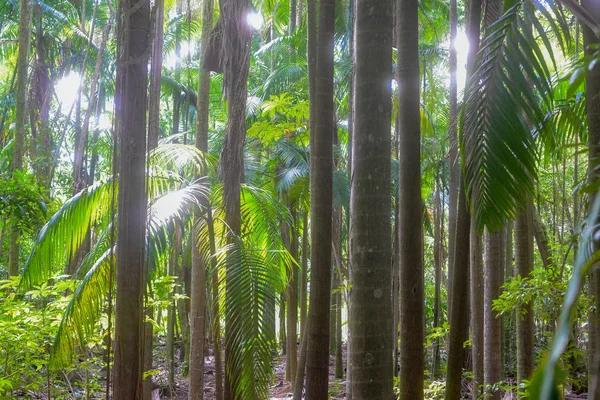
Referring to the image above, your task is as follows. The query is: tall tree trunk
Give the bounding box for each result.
[112,0,151,395]
[444,179,471,400]
[446,0,458,305]
[346,1,355,396]
[8,0,33,277]
[286,209,299,384]
[515,199,534,391]
[143,2,164,396]
[484,228,505,400]
[188,0,212,396]
[148,0,165,150]
[444,0,480,394]
[219,0,252,395]
[304,0,335,395]
[584,0,600,392]
[396,0,423,396]
[299,211,309,346]
[280,294,287,355]
[431,175,442,378]
[293,323,309,400]
[349,0,393,394]
[29,12,52,190]
[470,215,484,398]
[167,233,178,393]
[335,287,343,379]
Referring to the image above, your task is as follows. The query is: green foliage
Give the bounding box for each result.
[462,0,571,232]
[530,192,600,398]
[0,170,47,233]
[247,93,309,146]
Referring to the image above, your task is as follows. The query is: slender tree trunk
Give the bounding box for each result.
[432,175,442,379]
[188,0,213,394]
[8,0,33,277]
[447,0,458,305]
[304,0,335,395]
[396,0,423,395]
[286,210,299,384]
[515,199,534,390]
[299,211,309,346]
[584,0,600,391]
[29,12,52,190]
[346,1,355,396]
[349,0,393,393]
[484,228,505,400]
[444,179,471,400]
[335,287,343,379]
[148,0,165,150]
[289,0,297,34]
[220,0,252,396]
[293,323,309,400]
[142,2,164,396]
[330,270,337,355]
[470,214,484,398]
[444,0,481,394]
[280,294,287,355]
[208,206,223,400]
[112,0,151,395]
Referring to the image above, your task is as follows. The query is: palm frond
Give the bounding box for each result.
[462,0,570,231]
[49,247,113,369]
[21,180,115,289]
[50,182,208,368]
[220,238,282,400]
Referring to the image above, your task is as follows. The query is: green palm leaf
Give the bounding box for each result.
[49,247,114,369]
[21,180,116,289]
[462,0,570,231]
[219,238,282,400]
[49,182,208,368]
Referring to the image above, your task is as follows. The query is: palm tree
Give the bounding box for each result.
[217,0,252,396]
[584,0,600,391]
[396,0,424,396]
[348,0,393,396]
[304,0,335,396]
[188,0,213,396]
[8,0,32,277]
[514,199,534,391]
[112,0,151,396]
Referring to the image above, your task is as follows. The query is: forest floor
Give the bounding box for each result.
[154,344,347,399]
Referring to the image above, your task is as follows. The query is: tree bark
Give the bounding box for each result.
[444,179,471,400]
[470,214,484,398]
[396,0,423,396]
[583,0,600,393]
[304,0,335,395]
[8,0,33,277]
[148,0,165,151]
[112,0,151,395]
[484,228,505,400]
[219,0,252,396]
[188,0,213,395]
[349,0,393,394]
[515,199,534,391]
[447,0,458,306]
[286,210,299,384]
[299,211,309,347]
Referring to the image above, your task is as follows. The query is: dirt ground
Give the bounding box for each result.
[154,345,346,400]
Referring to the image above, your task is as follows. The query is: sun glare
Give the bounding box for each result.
[247,11,264,31]
[165,41,196,70]
[54,72,81,111]
[450,30,470,94]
